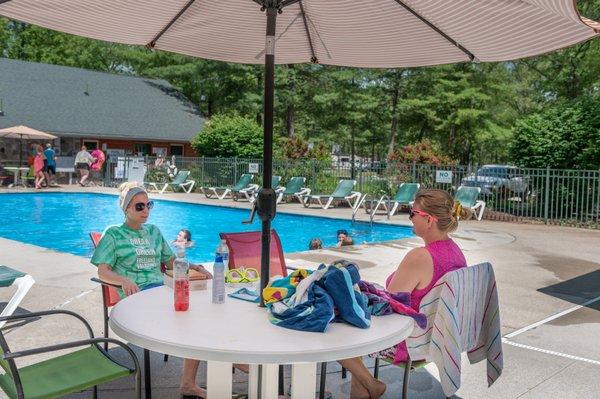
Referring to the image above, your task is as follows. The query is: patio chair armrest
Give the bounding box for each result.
[285,266,299,272]
[2,337,141,373]
[90,277,122,289]
[0,309,94,339]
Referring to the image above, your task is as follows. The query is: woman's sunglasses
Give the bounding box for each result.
[134,201,154,212]
[409,209,438,222]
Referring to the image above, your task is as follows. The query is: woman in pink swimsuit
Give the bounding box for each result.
[339,189,471,399]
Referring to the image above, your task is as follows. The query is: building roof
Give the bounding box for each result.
[0,58,204,141]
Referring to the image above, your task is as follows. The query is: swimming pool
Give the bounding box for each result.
[0,193,413,262]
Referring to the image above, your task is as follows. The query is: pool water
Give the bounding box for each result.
[0,193,414,262]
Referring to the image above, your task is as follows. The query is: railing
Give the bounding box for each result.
[95,156,600,229]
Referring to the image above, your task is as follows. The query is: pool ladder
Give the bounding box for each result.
[352,193,391,226]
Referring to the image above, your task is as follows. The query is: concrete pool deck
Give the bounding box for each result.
[1,186,599,398]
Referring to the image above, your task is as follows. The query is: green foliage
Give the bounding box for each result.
[510,95,600,169]
[276,136,330,162]
[145,167,170,183]
[190,114,263,158]
[388,139,457,165]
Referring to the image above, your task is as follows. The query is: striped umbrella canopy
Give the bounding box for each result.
[2,0,597,300]
[0,0,598,66]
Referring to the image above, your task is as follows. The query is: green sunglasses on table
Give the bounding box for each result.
[225,267,259,283]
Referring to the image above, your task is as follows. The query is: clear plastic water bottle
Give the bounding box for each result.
[173,249,189,311]
[212,239,228,304]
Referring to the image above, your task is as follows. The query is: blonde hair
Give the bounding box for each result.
[118,182,147,213]
[414,189,470,233]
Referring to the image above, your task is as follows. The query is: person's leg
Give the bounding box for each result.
[80,169,90,185]
[339,357,386,399]
[180,358,206,398]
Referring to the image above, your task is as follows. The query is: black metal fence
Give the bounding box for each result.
[102,156,600,228]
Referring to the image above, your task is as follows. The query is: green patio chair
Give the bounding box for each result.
[277,176,311,204]
[147,170,195,194]
[0,309,141,399]
[240,175,283,202]
[0,266,35,330]
[455,186,486,220]
[200,173,257,200]
[303,179,361,209]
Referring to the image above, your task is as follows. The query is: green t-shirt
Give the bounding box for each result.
[91,224,174,294]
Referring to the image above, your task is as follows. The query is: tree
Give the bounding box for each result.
[190,114,263,158]
[509,96,600,169]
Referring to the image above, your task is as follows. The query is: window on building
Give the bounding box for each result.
[134,143,152,156]
[83,140,99,151]
[170,144,184,156]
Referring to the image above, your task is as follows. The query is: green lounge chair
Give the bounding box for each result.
[241,175,283,202]
[455,185,486,220]
[277,176,311,204]
[361,182,421,216]
[147,170,195,194]
[389,182,421,215]
[200,173,258,200]
[0,309,141,399]
[303,179,361,209]
[0,266,34,329]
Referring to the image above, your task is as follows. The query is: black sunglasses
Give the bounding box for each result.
[134,201,154,212]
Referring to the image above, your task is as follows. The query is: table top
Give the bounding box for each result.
[4,167,29,171]
[109,286,414,364]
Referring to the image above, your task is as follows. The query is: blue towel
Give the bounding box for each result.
[268,283,335,332]
[317,262,371,329]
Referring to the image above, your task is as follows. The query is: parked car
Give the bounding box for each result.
[461,165,528,196]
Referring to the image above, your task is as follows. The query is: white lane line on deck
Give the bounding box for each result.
[504,295,600,339]
[53,289,95,309]
[502,338,600,366]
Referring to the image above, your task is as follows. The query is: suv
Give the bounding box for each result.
[461,165,528,196]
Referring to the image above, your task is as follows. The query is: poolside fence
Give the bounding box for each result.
[100,156,599,229]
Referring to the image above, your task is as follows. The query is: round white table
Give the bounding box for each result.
[4,167,29,188]
[110,286,414,399]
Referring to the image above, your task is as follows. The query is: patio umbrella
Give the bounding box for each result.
[0,125,57,166]
[2,0,597,304]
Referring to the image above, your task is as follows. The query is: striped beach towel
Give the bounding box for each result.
[406,262,503,397]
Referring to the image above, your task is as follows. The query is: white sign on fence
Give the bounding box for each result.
[435,170,453,184]
[248,163,259,173]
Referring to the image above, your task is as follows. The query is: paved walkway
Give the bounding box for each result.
[1,186,599,398]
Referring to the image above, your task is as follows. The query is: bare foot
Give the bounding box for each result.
[350,377,370,399]
[180,384,206,398]
[366,379,386,399]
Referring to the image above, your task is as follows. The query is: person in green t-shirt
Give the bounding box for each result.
[91,182,211,398]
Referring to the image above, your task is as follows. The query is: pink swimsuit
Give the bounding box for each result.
[385,239,467,363]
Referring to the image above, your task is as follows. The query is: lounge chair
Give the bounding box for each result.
[303,179,361,209]
[147,170,195,194]
[360,182,421,216]
[277,176,311,204]
[455,185,486,220]
[0,265,35,329]
[240,175,283,203]
[200,173,257,200]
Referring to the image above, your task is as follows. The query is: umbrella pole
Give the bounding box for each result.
[257,4,278,307]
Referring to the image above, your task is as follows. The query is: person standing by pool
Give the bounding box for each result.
[91,182,211,398]
[33,145,46,189]
[43,143,56,186]
[89,148,105,186]
[338,189,470,399]
[74,145,94,186]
